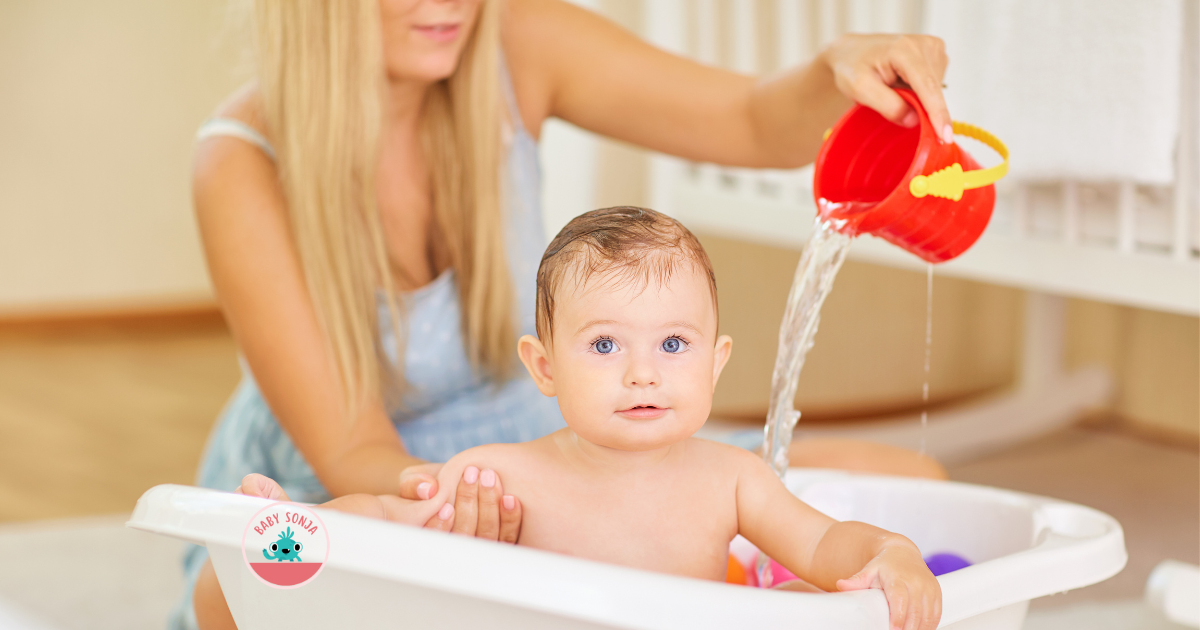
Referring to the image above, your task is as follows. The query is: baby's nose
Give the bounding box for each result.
[625,358,660,386]
[627,373,657,384]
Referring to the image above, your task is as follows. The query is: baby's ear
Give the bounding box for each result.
[517,334,556,397]
[711,335,733,389]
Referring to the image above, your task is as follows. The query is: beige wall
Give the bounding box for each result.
[4,0,1195,438]
[1066,299,1200,437]
[0,0,245,314]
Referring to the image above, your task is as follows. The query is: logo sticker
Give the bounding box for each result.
[241,502,329,588]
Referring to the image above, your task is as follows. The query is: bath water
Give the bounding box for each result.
[756,214,853,588]
[755,201,937,585]
[812,199,878,235]
[760,217,854,479]
[920,263,933,455]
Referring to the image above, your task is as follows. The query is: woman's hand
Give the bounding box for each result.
[239,465,523,541]
[836,544,942,630]
[398,462,444,499]
[235,472,291,500]
[399,463,523,543]
[822,33,952,143]
[236,473,460,531]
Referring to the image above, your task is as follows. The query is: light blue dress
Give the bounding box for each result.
[167,68,566,629]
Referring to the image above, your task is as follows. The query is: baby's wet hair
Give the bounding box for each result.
[535,206,718,341]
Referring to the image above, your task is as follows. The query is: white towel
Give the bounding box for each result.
[924,0,1183,185]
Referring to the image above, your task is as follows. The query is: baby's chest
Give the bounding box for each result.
[519,486,737,580]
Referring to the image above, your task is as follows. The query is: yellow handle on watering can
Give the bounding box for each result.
[909,121,1009,202]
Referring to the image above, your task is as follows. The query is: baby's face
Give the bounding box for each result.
[519,263,732,452]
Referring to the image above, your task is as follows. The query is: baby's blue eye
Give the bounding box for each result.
[661,337,685,353]
[593,338,616,354]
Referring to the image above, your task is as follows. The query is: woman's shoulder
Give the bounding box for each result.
[208,82,269,139]
[194,83,273,182]
[193,83,281,214]
[500,0,612,136]
[192,82,292,259]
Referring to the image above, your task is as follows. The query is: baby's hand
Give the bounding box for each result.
[835,544,942,630]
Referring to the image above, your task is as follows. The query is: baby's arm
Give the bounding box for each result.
[733,452,941,630]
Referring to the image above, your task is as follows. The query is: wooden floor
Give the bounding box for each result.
[0,320,241,522]
[949,426,1198,607]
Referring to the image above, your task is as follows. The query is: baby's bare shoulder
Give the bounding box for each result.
[435,440,553,500]
[444,442,538,476]
[681,437,767,475]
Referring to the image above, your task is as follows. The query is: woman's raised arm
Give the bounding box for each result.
[503,0,949,169]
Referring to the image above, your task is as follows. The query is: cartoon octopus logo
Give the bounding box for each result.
[263,527,304,562]
[241,502,330,588]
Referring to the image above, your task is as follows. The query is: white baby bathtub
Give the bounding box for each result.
[128,470,1126,630]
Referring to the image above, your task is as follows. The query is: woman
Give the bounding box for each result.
[178,0,950,627]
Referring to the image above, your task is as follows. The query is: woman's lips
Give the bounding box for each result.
[616,406,669,420]
[413,23,460,43]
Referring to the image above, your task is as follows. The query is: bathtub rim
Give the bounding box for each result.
[128,469,1126,629]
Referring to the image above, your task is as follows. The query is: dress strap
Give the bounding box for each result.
[497,51,527,136]
[196,117,277,161]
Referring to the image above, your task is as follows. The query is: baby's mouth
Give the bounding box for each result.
[617,405,669,419]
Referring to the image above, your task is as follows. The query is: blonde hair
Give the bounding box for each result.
[254,0,514,418]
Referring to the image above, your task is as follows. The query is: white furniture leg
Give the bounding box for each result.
[1146,560,1200,628]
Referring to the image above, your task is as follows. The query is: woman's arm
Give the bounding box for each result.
[194,96,417,498]
[789,438,948,480]
[194,474,475,630]
[503,0,949,168]
[196,93,520,516]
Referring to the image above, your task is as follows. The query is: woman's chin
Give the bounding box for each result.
[385,56,462,85]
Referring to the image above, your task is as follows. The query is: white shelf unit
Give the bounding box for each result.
[639,0,1199,463]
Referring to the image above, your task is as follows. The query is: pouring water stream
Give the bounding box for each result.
[760,218,854,479]
[755,206,934,586]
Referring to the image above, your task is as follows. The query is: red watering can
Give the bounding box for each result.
[813,89,1010,263]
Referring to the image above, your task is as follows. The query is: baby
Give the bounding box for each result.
[204,207,940,630]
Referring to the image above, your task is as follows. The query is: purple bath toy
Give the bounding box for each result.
[924,552,972,576]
